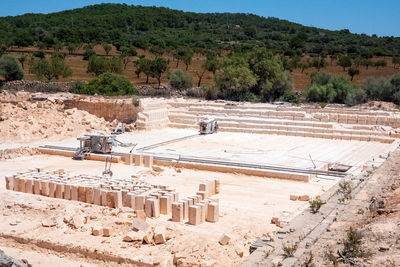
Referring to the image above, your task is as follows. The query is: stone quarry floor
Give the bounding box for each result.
[0,154,326,266]
[1,129,399,266]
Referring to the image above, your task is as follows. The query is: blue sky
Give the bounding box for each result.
[0,0,399,37]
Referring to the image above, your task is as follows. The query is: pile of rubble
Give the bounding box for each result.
[0,93,111,144]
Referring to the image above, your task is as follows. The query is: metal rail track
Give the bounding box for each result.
[39,145,347,178]
[135,134,200,151]
[39,145,126,157]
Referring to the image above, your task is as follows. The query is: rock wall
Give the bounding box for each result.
[64,96,141,123]
[1,80,71,93]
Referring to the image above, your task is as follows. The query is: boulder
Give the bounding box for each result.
[219,234,231,245]
[154,226,166,244]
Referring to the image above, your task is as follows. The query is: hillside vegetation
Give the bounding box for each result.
[0,3,399,56]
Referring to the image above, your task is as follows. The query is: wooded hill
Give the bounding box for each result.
[1,3,399,57]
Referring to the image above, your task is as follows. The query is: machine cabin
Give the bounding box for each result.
[199,118,218,135]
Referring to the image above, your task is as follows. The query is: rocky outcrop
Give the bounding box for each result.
[64,96,141,123]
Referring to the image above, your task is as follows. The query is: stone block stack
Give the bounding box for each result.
[5,170,221,226]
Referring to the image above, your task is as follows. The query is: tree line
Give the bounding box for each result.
[0,3,399,58]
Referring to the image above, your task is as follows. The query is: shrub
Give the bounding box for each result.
[282,242,298,258]
[343,227,364,258]
[309,199,325,213]
[281,90,299,104]
[306,72,358,103]
[131,95,140,107]
[362,74,400,104]
[70,80,86,92]
[73,72,137,96]
[0,54,24,81]
[344,88,367,106]
[87,55,122,76]
[33,50,46,59]
[169,69,193,90]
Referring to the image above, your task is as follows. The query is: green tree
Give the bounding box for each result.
[169,69,193,90]
[392,56,400,69]
[0,54,24,81]
[183,49,194,71]
[73,72,137,96]
[67,43,78,55]
[374,60,387,70]
[150,57,168,86]
[337,55,352,71]
[102,43,112,55]
[83,46,96,60]
[348,67,360,81]
[134,57,152,83]
[18,55,27,69]
[30,53,72,81]
[87,55,122,76]
[311,56,327,71]
[213,56,257,99]
[120,46,138,70]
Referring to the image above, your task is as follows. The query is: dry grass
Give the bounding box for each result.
[8,45,400,90]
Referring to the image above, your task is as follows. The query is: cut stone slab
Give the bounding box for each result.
[132,218,150,232]
[91,225,102,236]
[154,226,166,244]
[219,234,231,245]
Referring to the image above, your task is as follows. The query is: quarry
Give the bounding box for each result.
[1,89,400,267]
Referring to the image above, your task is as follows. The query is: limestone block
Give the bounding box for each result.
[206,202,219,223]
[55,183,64,199]
[5,176,13,190]
[113,191,123,208]
[63,184,71,200]
[173,192,179,202]
[16,178,25,192]
[78,186,87,202]
[172,202,184,222]
[33,180,41,195]
[135,154,143,166]
[196,203,206,223]
[106,191,115,208]
[49,182,56,198]
[101,190,108,206]
[144,155,153,168]
[215,179,220,194]
[199,183,209,197]
[102,227,112,237]
[135,195,146,210]
[154,226,166,244]
[136,210,147,222]
[180,200,189,220]
[209,180,216,195]
[126,192,136,209]
[25,179,33,194]
[123,231,143,242]
[160,196,172,215]
[290,195,299,201]
[152,198,160,218]
[125,154,134,165]
[189,205,201,225]
[93,188,102,205]
[91,225,103,236]
[219,234,231,245]
[70,185,78,201]
[187,197,195,206]
[299,195,310,201]
[132,218,150,232]
[145,198,154,217]
[196,191,207,200]
[121,190,129,207]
